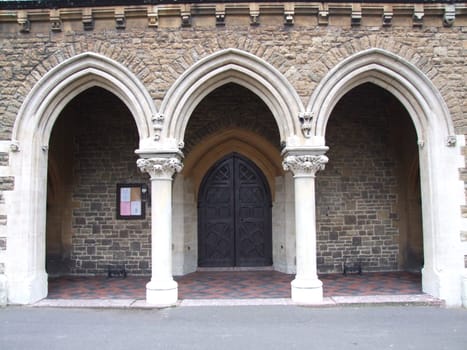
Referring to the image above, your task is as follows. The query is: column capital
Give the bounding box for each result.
[137,157,183,179]
[282,154,328,176]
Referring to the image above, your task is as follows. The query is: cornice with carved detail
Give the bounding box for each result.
[0,3,463,32]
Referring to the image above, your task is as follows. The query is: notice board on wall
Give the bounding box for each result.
[116,183,146,219]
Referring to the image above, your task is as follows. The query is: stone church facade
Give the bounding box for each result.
[0,0,466,307]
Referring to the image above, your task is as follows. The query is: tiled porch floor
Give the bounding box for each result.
[46,271,423,300]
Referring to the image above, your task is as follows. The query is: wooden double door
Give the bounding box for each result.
[198,153,272,267]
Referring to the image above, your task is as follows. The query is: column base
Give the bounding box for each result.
[462,273,467,309]
[291,278,323,304]
[7,271,48,305]
[0,274,8,306]
[422,266,462,307]
[146,279,178,307]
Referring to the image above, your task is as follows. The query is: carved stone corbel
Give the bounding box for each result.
[181,5,192,27]
[413,5,424,27]
[17,11,30,33]
[443,5,455,27]
[382,9,393,27]
[82,8,94,31]
[152,113,164,141]
[250,4,260,26]
[284,4,294,26]
[50,10,62,32]
[10,141,20,153]
[115,8,126,30]
[299,112,313,139]
[318,4,329,26]
[148,6,159,27]
[351,5,362,27]
[446,136,457,147]
[216,5,226,26]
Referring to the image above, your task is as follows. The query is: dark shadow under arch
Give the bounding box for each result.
[317,83,423,274]
[46,87,150,277]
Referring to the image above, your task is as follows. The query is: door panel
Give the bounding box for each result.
[235,157,271,266]
[198,158,235,267]
[198,153,272,267]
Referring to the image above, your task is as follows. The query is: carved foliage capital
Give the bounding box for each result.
[282,154,328,176]
[137,157,183,179]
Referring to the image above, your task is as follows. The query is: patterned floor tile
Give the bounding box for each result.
[46,271,422,300]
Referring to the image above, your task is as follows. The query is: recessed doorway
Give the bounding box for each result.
[198,153,272,267]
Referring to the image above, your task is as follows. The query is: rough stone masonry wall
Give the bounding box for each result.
[0,6,465,275]
[0,14,465,138]
[185,83,281,153]
[67,88,151,275]
[316,85,401,273]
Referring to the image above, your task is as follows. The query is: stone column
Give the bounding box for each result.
[283,153,328,303]
[137,156,183,306]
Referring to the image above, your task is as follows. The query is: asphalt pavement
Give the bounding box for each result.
[0,305,466,350]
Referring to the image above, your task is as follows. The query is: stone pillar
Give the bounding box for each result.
[283,153,328,303]
[137,156,183,306]
[462,273,467,308]
[0,274,7,306]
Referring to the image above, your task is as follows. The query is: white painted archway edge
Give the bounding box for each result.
[12,52,154,147]
[158,48,304,151]
[308,49,466,306]
[7,52,156,304]
[307,48,454,145]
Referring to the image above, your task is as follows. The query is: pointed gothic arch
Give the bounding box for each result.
[6,52,156,304]
[307,48,455,146]
[308,48,464,306]
[12,52,154,147]
[159,48,303,147]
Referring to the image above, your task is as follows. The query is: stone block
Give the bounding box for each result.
[130,242,141,251]
[352,237,362,246]
[344,215,357,225]
[0,177,14,191]
[374,225,385,235]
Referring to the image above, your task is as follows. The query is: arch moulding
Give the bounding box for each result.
[12,52,154,148]
[183,128,283,200]
[158,48,304,150]
[307,48,455,146]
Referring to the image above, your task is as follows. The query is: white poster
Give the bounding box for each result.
[120,187,131,202]
[131,201,141,216]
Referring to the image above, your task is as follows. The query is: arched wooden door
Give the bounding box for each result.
[198,153,272,267]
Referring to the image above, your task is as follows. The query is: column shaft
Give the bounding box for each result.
[291,173,322,302]
[151,176,173,282]
[294,174,318,281]
[283,153,328,304]
[137,156,182,306]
